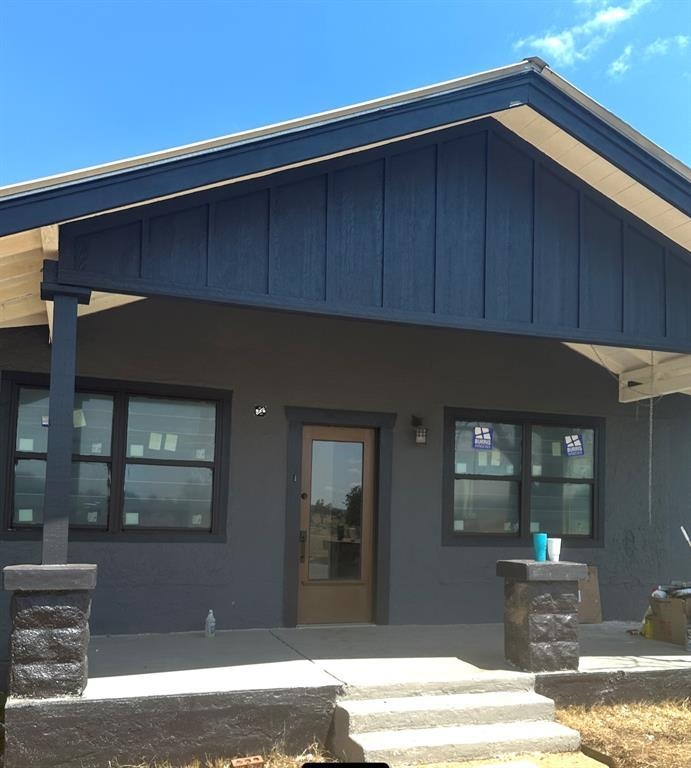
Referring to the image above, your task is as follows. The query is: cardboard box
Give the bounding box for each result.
[649,596,691,646]
[578,565,602,624]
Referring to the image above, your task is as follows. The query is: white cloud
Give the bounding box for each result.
[515,0,651,67]
[608,44,634,76]
[645,35,691,56]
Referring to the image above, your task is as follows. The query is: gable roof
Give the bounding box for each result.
[0,58,690,401]
[1,58,689,242]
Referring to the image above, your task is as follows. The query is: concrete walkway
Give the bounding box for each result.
[86,621,691,699]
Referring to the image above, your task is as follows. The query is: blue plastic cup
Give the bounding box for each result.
[533,532,548,562]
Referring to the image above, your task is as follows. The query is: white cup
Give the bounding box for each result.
[547,537,562,562]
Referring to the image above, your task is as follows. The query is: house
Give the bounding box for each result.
[0,58,690,656]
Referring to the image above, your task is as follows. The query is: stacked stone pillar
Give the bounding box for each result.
[4,564,97,697]
[496,559,587,672]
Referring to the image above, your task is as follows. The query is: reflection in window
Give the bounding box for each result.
[10,383,224,535]
[308,440,363,580]
[449,414,599,539]
[14,459,109,528]
[126,397,215,462]
[123,464,212,530]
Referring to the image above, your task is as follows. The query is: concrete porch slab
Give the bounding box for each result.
[5,622,689,767]
[84,620,691,704]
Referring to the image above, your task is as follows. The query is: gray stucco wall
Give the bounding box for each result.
[0,298,689,652]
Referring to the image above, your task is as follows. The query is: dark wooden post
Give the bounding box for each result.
[40,261,91,564]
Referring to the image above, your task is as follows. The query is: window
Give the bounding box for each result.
[5,375,231,538]
[444,408,602,543]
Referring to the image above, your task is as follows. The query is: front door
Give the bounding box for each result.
[297,425,375,624]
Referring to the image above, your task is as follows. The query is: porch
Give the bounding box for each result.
[6,621,689,767]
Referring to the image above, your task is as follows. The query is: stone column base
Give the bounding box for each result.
[496,559,587,673]
[4,564,97,698]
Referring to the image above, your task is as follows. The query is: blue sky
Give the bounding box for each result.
[1,0,690,186]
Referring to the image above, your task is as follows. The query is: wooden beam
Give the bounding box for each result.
[40,225,58,258]
[0,229,41,258]
[41,226,59,342]
[619,355,691,402]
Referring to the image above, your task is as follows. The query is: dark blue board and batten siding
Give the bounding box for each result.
[60,122,691,353]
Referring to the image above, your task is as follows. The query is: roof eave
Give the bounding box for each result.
[0,59,688,238]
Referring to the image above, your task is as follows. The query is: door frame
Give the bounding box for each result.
[283,407,396,626]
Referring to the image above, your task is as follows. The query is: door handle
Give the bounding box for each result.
[300,492,308,500]
[299,530,307,562]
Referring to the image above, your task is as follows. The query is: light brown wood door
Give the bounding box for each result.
[297,426,375,624]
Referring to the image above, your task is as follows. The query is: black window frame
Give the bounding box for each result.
[1,372,232,542]
[442,407,604,547]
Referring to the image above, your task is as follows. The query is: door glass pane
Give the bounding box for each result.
[16,388,50,454]
[126,397,216,461]
[454,421,522,477]
[123,464,212,529]
[453,478,519,534]
[531,426,594,479]
[308,440,363,580]
[13,459,110,527]
[72,394,114,457]
[531,482,592,536]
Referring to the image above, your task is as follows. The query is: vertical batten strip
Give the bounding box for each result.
[530,157,536,325]
[322,174,329,303]
[431,143,439,315]
[483,131,492,321]
[205,202,215,289]
[139,218,149,280]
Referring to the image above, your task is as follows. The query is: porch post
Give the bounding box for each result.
[39,261,91,563]
[42,292,78,563]
[496,559,587,672]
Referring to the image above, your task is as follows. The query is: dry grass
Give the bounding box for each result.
[556,699,691,768]
[114,701,691,768]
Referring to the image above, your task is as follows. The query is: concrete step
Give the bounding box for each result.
[335,690,555,732]
[342,669,535,700]
[341,720,581,765]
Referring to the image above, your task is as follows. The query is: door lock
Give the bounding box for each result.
[299,530,307,562]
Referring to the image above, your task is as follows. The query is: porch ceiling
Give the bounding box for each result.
[0,226,142,332]
[565,343,691,403]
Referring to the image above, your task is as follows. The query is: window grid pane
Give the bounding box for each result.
[454,421,522,477]
[530,481,593,536]
[72,394,114,458]
[123,464,213,530]
[453,478,520,534]
[14,459,110,528]
[16,388,50,454]
[126,397,216,462]
[531,425,594,480]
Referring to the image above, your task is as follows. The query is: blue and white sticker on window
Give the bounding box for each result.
[472,426,493,450]
[564,434,585,457]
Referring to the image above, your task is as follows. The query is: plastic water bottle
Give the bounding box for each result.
[205,609,216,637]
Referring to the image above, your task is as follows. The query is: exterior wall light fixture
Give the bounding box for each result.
[411,415,428,445]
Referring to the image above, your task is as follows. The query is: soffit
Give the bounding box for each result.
[495,106,691,252]
[565,342,691,403]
